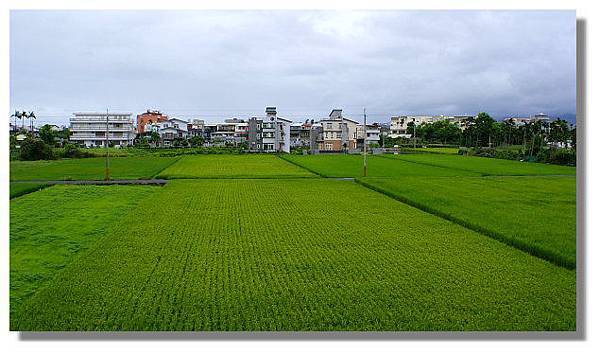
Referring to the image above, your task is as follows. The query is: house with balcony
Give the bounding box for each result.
[70,112,135,147]
[247,107,291,153]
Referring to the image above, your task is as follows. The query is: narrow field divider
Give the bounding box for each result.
[354,178,575,270]
[277,155,328,177]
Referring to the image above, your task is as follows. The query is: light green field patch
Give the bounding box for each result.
[157,154,316,178]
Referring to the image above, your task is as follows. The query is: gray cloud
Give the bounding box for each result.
[10,10,576,125]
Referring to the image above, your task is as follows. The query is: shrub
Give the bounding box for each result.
[19,138,55,161]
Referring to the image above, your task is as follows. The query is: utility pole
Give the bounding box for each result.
[363,108,367,177]
[413,117,416,149]
[104,108,110,181]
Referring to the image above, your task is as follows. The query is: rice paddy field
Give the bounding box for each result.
[385,154,576,176]
[357,176,576,269]
[157,154,316,179]
[282,154,479,178]
[10,182,49,199]
[10,156,178,181]
[9,153,578,331]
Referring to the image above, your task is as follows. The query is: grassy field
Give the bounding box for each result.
[12,179,575,331]
[357,176,576,268]
[385,154,576,176]
[400,147,460,154]
[282,154,479,178]
[10,182,50,199]
[157,154,316,179]
[10,185,158,320]
[10,156,178,181]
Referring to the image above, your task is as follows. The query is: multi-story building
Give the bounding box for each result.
[290,120,314,148]
[389,114,473,138]
[70,112,135,147]
[356,124,381,149]
[247,107,291,153]
[503,113,550,126]
[137,110,168,134]
[319,109,359,151]
[144,117,189,147]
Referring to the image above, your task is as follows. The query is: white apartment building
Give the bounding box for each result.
[503,113,551,126]
[70,112,135,147]
[144,118,189,147]
[389,115,472,138]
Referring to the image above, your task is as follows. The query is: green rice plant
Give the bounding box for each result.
[12,179,575,331]
[356,176,576,269]
[281,154,479,178]
[383,153,576,176]
[10,182,50,199]
[10,156,178,181]
[156,154,316,179]
[10,185,159,321]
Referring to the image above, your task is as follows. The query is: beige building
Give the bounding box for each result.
[319,109,359,151]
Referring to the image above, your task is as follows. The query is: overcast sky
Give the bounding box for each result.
[10,10,576,125]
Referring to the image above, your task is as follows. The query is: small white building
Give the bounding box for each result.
[70,112,135,147]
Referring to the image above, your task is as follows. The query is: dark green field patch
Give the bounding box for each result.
[10,156,178,181]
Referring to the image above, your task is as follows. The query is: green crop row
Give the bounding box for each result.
[12,179,575,331]
[10,156,179,181]
[156,154,316,179]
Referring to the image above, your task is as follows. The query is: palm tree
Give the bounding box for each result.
[28,111,36,133]
[10,111,22,132]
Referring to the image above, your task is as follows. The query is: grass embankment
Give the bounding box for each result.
[10,185,159,322]
[13,179,575,331]
[356,176,576,269]
[10,156,178,181]
[157,154,316,179]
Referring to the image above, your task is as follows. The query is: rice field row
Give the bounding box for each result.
[357,176,577,269]
[12,180,576,331]
[10,182,50,199]
[281,154,478,178]
[10,185,159,321]
[156,154,316,179]
[10,156,179,181]
[384,154,576,176]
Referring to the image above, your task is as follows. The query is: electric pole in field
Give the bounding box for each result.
[413,117,416,149]
[363,108,367,177]
[104,108,110,181]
